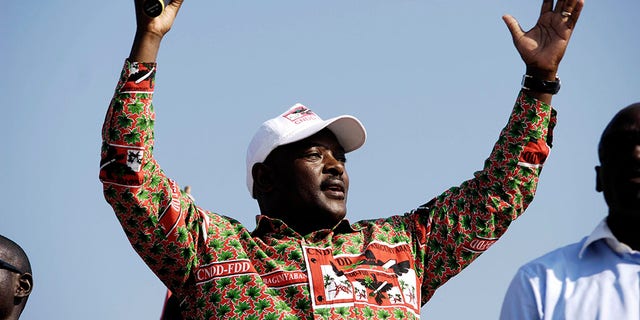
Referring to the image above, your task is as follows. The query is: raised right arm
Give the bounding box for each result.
[129,0,184,62]
[99,0,208,292]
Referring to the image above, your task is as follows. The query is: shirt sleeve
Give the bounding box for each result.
[405,92,556,304]
[99,60,215,292]
[499,266,544,320]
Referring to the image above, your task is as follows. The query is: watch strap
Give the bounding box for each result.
[521,74,561,95]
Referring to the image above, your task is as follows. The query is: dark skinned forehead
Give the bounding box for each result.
[598,103,640,163]
[264,129,345,164]
[0,235,31,273]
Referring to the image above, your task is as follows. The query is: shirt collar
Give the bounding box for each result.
[579,218,638,258]
[251,215,358,238]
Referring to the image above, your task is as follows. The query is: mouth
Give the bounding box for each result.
[321,179,346,199]
[624,169,640,183]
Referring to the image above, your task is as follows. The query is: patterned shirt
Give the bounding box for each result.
[100,60,556,320]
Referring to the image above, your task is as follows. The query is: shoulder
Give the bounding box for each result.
[516,237,587,277]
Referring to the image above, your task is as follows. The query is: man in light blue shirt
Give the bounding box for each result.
[500,102,640,320]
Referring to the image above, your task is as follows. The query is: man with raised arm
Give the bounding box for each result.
[100,0,583,318]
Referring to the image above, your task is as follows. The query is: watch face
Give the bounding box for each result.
[143,0,165,17]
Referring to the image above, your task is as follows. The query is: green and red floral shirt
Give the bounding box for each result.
[100,60,556,320]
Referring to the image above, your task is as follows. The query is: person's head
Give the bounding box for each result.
[246,104,366,235]
[0,235,32,320]
[596,103,640,221]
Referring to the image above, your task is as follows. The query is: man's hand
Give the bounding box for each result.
[503,0,584,80]
[129,0,184,62]
[134,0,184,39]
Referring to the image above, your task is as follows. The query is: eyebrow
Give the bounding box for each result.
[298,141,346,153]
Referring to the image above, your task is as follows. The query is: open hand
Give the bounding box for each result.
[503,0,584,77]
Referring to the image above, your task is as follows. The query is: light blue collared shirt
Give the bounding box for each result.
[500,219,640,320]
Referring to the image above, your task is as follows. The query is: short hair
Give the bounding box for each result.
[0,234,31,274]
[597,103,640,164]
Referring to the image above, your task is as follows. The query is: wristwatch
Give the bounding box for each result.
[521,74,561,95]
[143,0,165,17]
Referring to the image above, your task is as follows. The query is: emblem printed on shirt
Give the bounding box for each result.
[463,236,498,253]
[157,180,188,239]
[121,63,155,93]
[283,105,319,124]
[518,138,550,168]
[302,242,420,315]
[195,259,257,284]
[126,149,143,172]
[261,270,308,289]
[196,265,308,288]
[99,144,145,187]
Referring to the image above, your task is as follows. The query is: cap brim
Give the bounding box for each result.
[325,115,367,153]
[278,115,366,153]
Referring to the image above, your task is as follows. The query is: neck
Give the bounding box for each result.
[279,214,334,236]
[607,214,640,251]
[1,308,23,320]
[259,203,343,236]
[259,211,337,237]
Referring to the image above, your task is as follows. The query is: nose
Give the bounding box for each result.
[323,153,345,176]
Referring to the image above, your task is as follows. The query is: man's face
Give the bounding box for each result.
[598,105,640,217]
[267,129,349,230]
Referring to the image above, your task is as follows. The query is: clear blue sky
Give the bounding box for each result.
[2,1,639,319]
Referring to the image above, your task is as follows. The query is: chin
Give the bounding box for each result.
[323,208,347,225]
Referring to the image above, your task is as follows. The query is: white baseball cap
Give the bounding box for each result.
[246,103,366,197]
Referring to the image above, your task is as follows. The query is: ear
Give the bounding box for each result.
[595,165,603,192]
[252,163,275,196]
[15,272,32,298]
